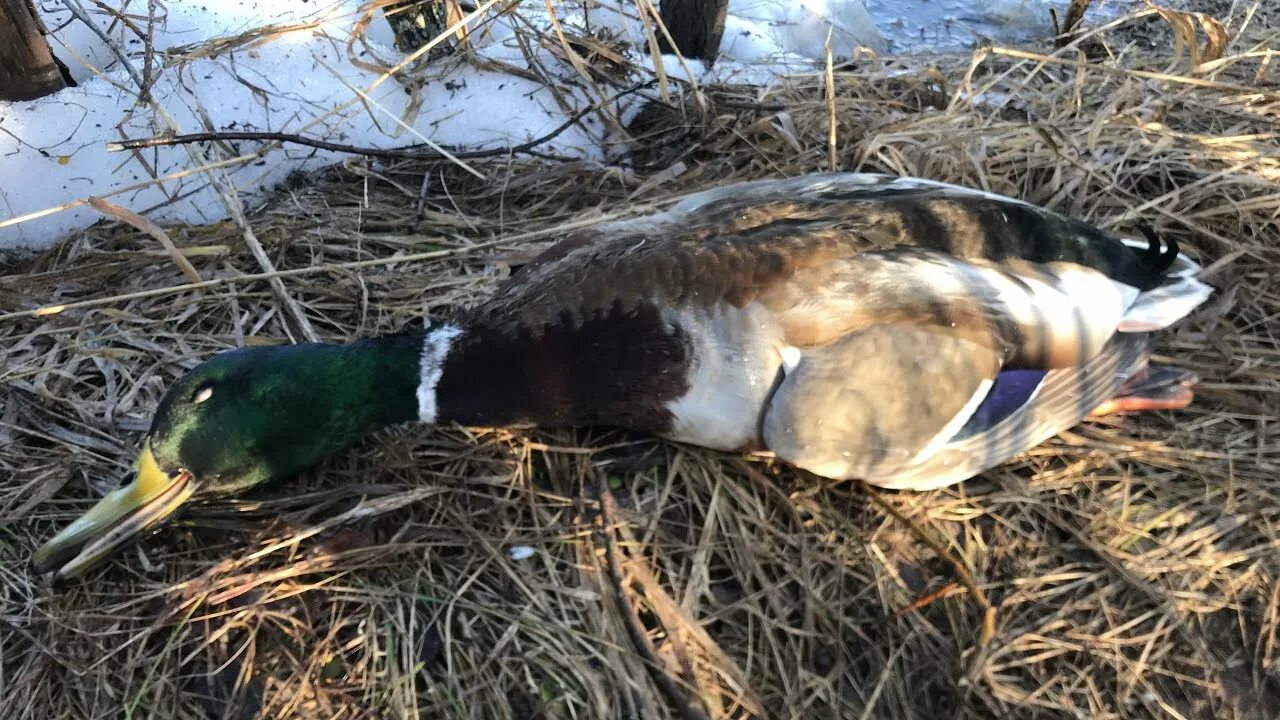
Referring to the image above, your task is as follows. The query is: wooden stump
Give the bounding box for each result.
[656,0,729,61]
[0,0,67,101]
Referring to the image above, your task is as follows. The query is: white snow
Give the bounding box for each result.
[506,544,536,561]
[1,0,1123,250]
[722,0,884,58]
[2,0,607,248]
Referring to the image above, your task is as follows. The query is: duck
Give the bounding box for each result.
[32,172,1213,580]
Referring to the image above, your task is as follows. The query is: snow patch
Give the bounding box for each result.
[2,1,605,249]
[3,0,1134,250]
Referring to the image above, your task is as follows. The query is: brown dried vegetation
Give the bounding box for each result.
[2,4,1279,719]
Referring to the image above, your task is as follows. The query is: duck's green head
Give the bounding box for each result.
[33,335,422,580]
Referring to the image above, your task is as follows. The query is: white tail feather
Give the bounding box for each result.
[1118,238,1214,332]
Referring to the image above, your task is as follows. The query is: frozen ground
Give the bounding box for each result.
[0,0,1122,250]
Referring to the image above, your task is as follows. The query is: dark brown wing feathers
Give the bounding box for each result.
[474,223,855,333]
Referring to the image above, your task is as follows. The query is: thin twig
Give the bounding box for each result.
[0,155,256,230]
[597,477,713,720]
[893,582,965,616]
[1,200,678,322]
[855,479,997,645]
[85,196,201,284]
[142,0,158,100]
[824,28,838,171]
[106,82,654,161]
[60,0,146,94]
[986,46,1280,98]
[216,177,319,343]
[315,57,484,180]
[0,71,651,233]
[541,0,623,134]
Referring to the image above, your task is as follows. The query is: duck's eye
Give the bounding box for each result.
[192,385,214,404]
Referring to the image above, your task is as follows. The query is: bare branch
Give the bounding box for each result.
[107,84,656,162]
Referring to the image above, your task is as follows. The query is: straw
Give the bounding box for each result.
[2,4,1278,719]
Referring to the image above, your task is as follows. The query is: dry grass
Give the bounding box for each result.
[3,5,1280,719]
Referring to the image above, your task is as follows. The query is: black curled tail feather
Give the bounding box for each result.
[1135,224,1179,289]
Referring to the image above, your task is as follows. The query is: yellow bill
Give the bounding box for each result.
[33,442,194,580]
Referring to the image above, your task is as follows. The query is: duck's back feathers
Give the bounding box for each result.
[660,173,1179,289]
[479,173,1193,336]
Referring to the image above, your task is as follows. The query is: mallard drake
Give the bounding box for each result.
[33,173,1213,579]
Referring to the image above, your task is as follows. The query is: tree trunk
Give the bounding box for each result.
[0,0,67,101]
[657,0,729,61]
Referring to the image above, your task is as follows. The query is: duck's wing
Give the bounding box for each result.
[762,326,1151,489]
[761,325,1003,483]
[752,242,1193,488]
[756,247,1142,368]
[875,333,1152,489]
